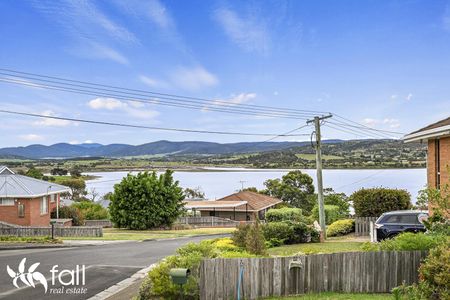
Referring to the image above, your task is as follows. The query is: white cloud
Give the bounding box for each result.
[146,0,174,29]
[202,93,256,113]
[33,110,72,127]
[69,140,79,145]
[19,134,45,142]
[170,66,218,91]
[88,98,127,110]
[84,140,93,144]
[33,0,137,44]
[390,94,398,100]
[88,42,129,65]
[363,118,400,129]
[87,97,159,119]
[213,7,270,54]
[139,75,169,89]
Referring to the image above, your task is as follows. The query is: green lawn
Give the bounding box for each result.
[267,292,392,299]
[62,227,235,240]
[268,241,364,256]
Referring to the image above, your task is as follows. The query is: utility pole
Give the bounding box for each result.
[307,114,332,239]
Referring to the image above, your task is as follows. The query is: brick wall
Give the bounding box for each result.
[0,194,60,226]
[427,136,450,189]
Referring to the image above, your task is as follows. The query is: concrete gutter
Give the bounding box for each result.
[87,263,156,300]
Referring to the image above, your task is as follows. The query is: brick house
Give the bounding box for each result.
[184,191,282,221]
[0,166,70,226]
[404,117,450,190]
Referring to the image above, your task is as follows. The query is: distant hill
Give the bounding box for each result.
[0,140,330,159]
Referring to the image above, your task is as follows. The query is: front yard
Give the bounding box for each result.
[62,227,236,240]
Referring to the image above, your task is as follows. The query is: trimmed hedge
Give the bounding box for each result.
[351,188,411,217]
[265,207,304,223]
[327,219,355,237]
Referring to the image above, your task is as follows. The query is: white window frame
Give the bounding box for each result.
[50,194,56,203]
[0,198,15,206]
[40,197,48,215]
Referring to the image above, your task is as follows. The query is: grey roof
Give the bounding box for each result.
[0,166,70,198]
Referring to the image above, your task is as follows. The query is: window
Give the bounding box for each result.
[18,204,25,218]
[40,197,48,214]
[0,198,15,206]
[398,215,418,224]
[50,194,55,203]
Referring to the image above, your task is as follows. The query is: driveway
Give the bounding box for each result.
[0,235,225,299]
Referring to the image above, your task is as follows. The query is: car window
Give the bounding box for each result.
[383,215,401,223]
[398,214,419,224]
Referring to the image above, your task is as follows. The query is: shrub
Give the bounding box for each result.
[311,204,341,225]
[245,221,266,255]
[262,222,294,244]
[265,207,304,223]
[351,188,412,217]
[51,206,84,226]
[232,223,251,248]
[212,237,238,251]
[327,219,355,237]
[363,232,445,252]
[392,242,449,299]
[109,170,184,230]
[71,201,109,220]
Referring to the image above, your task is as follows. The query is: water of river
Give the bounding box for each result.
[85,168,426,203]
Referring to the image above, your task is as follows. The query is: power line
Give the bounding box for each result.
[0,69,329,119]
[0,68,328,115]
[0,109,311,137]
[0,77,311,121]
[327,121,404,135]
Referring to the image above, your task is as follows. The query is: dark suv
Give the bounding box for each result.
[375,210,428,241]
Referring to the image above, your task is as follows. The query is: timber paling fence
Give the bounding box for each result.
[355,217,378,236]
[200,250,428,300]
[0,226,103,237]
[176,216,240,227]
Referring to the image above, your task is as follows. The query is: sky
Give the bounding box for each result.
[0,0,450,147]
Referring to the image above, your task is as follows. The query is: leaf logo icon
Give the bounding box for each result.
[6,258,47,293]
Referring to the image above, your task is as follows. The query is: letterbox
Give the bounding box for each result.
[169,268,191,285]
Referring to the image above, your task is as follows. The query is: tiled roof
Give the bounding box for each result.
[0,166,70,198]
[217,191,282,211]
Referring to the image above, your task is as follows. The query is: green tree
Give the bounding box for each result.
[72,201,109,220]
[109,170,185,230]
[59,178,87,200]
[26,167,43,179]
[70,165,82,178]
[183,187,205,199]
[351,188,412,217]
[263,171,315,213]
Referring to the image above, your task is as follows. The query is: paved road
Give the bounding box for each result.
[0,235,224,300]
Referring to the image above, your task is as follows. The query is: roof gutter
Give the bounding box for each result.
[403,125,450,143]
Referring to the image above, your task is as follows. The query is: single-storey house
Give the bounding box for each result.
[184,191,282,221]
[404,117,450,190]
[0,166,70,226]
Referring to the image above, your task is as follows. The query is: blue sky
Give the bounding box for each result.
[0,0,449,147]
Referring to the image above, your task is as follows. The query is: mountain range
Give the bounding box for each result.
[0,140,342,159]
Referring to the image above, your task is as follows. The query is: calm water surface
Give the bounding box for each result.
[85,168,426,203]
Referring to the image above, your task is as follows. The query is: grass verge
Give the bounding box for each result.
[0,236,62,244]
[62,227,235,240]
